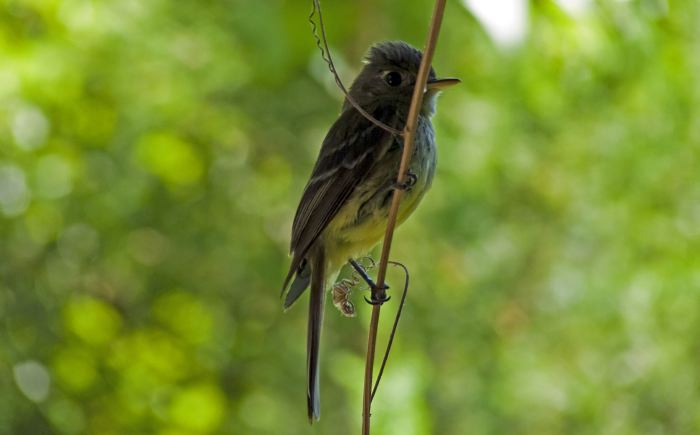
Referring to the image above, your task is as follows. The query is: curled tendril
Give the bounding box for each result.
[308,0,404,137]
[371,260,410,402]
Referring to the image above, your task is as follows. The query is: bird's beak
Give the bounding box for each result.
[426,77,461,91]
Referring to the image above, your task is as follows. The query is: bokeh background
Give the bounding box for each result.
[1,0,699,433]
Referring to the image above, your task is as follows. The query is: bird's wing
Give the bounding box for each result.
[283,106,398,289]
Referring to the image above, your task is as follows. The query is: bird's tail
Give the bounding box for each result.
[307,246,325,423]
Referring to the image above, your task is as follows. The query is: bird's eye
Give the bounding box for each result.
[384,71,402,87]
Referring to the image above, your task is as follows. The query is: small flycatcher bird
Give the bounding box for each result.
[282,41,459,422]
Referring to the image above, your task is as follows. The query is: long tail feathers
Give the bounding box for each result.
[307,247,325,423]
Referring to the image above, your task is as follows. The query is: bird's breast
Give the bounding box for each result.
[321,117,436,270]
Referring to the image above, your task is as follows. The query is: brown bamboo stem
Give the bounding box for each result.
[361,1,448,433]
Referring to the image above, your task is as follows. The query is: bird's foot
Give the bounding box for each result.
[364,285,391,306]
[348,257,391,305]
[392,170,417,192]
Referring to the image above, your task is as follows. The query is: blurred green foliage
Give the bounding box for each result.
[1,0,699,434]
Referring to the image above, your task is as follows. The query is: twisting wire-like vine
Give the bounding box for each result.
[309,0,404,137]
[371,260,409,402]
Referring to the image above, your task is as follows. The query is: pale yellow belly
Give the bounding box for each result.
[321,170,431,274]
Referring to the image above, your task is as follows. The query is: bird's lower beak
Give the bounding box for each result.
[426,77,461,91]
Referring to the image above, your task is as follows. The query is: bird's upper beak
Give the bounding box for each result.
[426,77,461,91]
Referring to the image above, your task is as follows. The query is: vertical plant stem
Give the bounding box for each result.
[361,1,447,434]
[362,305,381,433]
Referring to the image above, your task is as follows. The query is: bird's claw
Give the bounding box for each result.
[364,294,391,305]
[364,283,391,305]
[393,170,418,192]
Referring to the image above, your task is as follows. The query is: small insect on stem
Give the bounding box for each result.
[332,257,376,317]
[332,278,357,317]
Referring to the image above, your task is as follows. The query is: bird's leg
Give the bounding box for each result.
[348,258,380,288]
[348,258,391,305]
[392,169,417,192]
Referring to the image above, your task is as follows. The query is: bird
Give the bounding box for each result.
[281,40,459,422]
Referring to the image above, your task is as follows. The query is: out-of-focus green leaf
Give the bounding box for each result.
[1,0,699,434]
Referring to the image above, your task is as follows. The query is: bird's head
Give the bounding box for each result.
[346,41,459,117]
